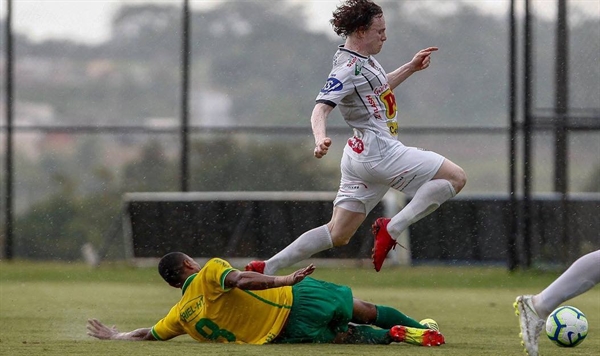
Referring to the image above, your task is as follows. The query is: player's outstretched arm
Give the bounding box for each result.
[225,264,316,290]
[87,318,156,341]
[387,47,438,90]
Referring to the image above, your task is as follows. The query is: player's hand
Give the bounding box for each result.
[410,47,438,72]
[292,263,316,280]
[314,138,332,159]
[87,318,118,340]
[279,264,316,286]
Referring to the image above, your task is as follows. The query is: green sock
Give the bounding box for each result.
[342,325,392,344]
[375,305,426,329]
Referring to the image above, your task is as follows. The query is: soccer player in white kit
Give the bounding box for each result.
[247,0,467,274]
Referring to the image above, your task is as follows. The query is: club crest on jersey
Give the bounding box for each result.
[347,137,364,154]
[321,78,343,93]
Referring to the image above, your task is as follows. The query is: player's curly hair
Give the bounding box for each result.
[158,252,187,286]
[331,0,383,37]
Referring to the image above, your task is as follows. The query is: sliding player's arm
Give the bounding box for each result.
[224,264,315,290]
[87,318,156,341]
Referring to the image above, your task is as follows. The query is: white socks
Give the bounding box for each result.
[533,250,600,319]
[387,179,456,238]
[264,225,333,275]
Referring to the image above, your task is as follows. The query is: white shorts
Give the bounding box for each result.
[333,145,445,214]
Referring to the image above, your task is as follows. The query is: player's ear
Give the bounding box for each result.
[356,24,369,38]
[183,257,201,272]
[355,27,365,38]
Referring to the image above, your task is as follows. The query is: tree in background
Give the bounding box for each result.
[189,136,338,191]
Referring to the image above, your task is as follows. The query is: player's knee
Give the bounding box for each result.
[352,299,377,323]
[436,160,467,194]
[329,225,356,246]
[331,233,353,247]
[453,166,467,193]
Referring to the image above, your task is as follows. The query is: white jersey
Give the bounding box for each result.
[316,45,400,162]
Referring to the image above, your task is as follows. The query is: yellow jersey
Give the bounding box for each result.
[151,258,293,344]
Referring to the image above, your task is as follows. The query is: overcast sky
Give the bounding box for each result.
[1,0,598,44]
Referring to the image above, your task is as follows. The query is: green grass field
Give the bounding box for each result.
[1,261,598,356]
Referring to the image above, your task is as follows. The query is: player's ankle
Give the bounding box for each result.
[531,295,549,319]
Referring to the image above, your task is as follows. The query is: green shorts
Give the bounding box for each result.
[274,277,354,344]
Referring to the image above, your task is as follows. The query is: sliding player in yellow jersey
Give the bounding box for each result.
[87,252,444,346]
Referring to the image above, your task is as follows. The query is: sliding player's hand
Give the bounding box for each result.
[278,264,316,286]
[87,318,118,340]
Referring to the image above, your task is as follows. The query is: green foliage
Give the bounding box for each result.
[14,191,122,260]
[12,137,338,260]
[189,136,338,191]
[122,140,179,192]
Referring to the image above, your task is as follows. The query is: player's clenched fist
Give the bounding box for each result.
[314,138,332,158]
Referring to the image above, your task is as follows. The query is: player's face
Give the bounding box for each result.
[363,15,387,55]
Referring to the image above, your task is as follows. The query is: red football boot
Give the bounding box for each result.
[244,260,265,274]
[371,217,400,272]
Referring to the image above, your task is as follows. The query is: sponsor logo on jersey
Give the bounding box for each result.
[346,56,364,75]
[347,56,358,67]
[366,95,382,120]
[373,83,390,96]
[180,295,204,322]
[347,136,364,154]
[380,89,398,119]
[321,77,343,93]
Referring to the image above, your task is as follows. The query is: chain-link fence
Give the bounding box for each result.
[1,0,598,266]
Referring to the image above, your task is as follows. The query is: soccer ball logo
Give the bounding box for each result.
[545,306,588,347]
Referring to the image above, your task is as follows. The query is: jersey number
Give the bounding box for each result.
[195,318,236,342]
